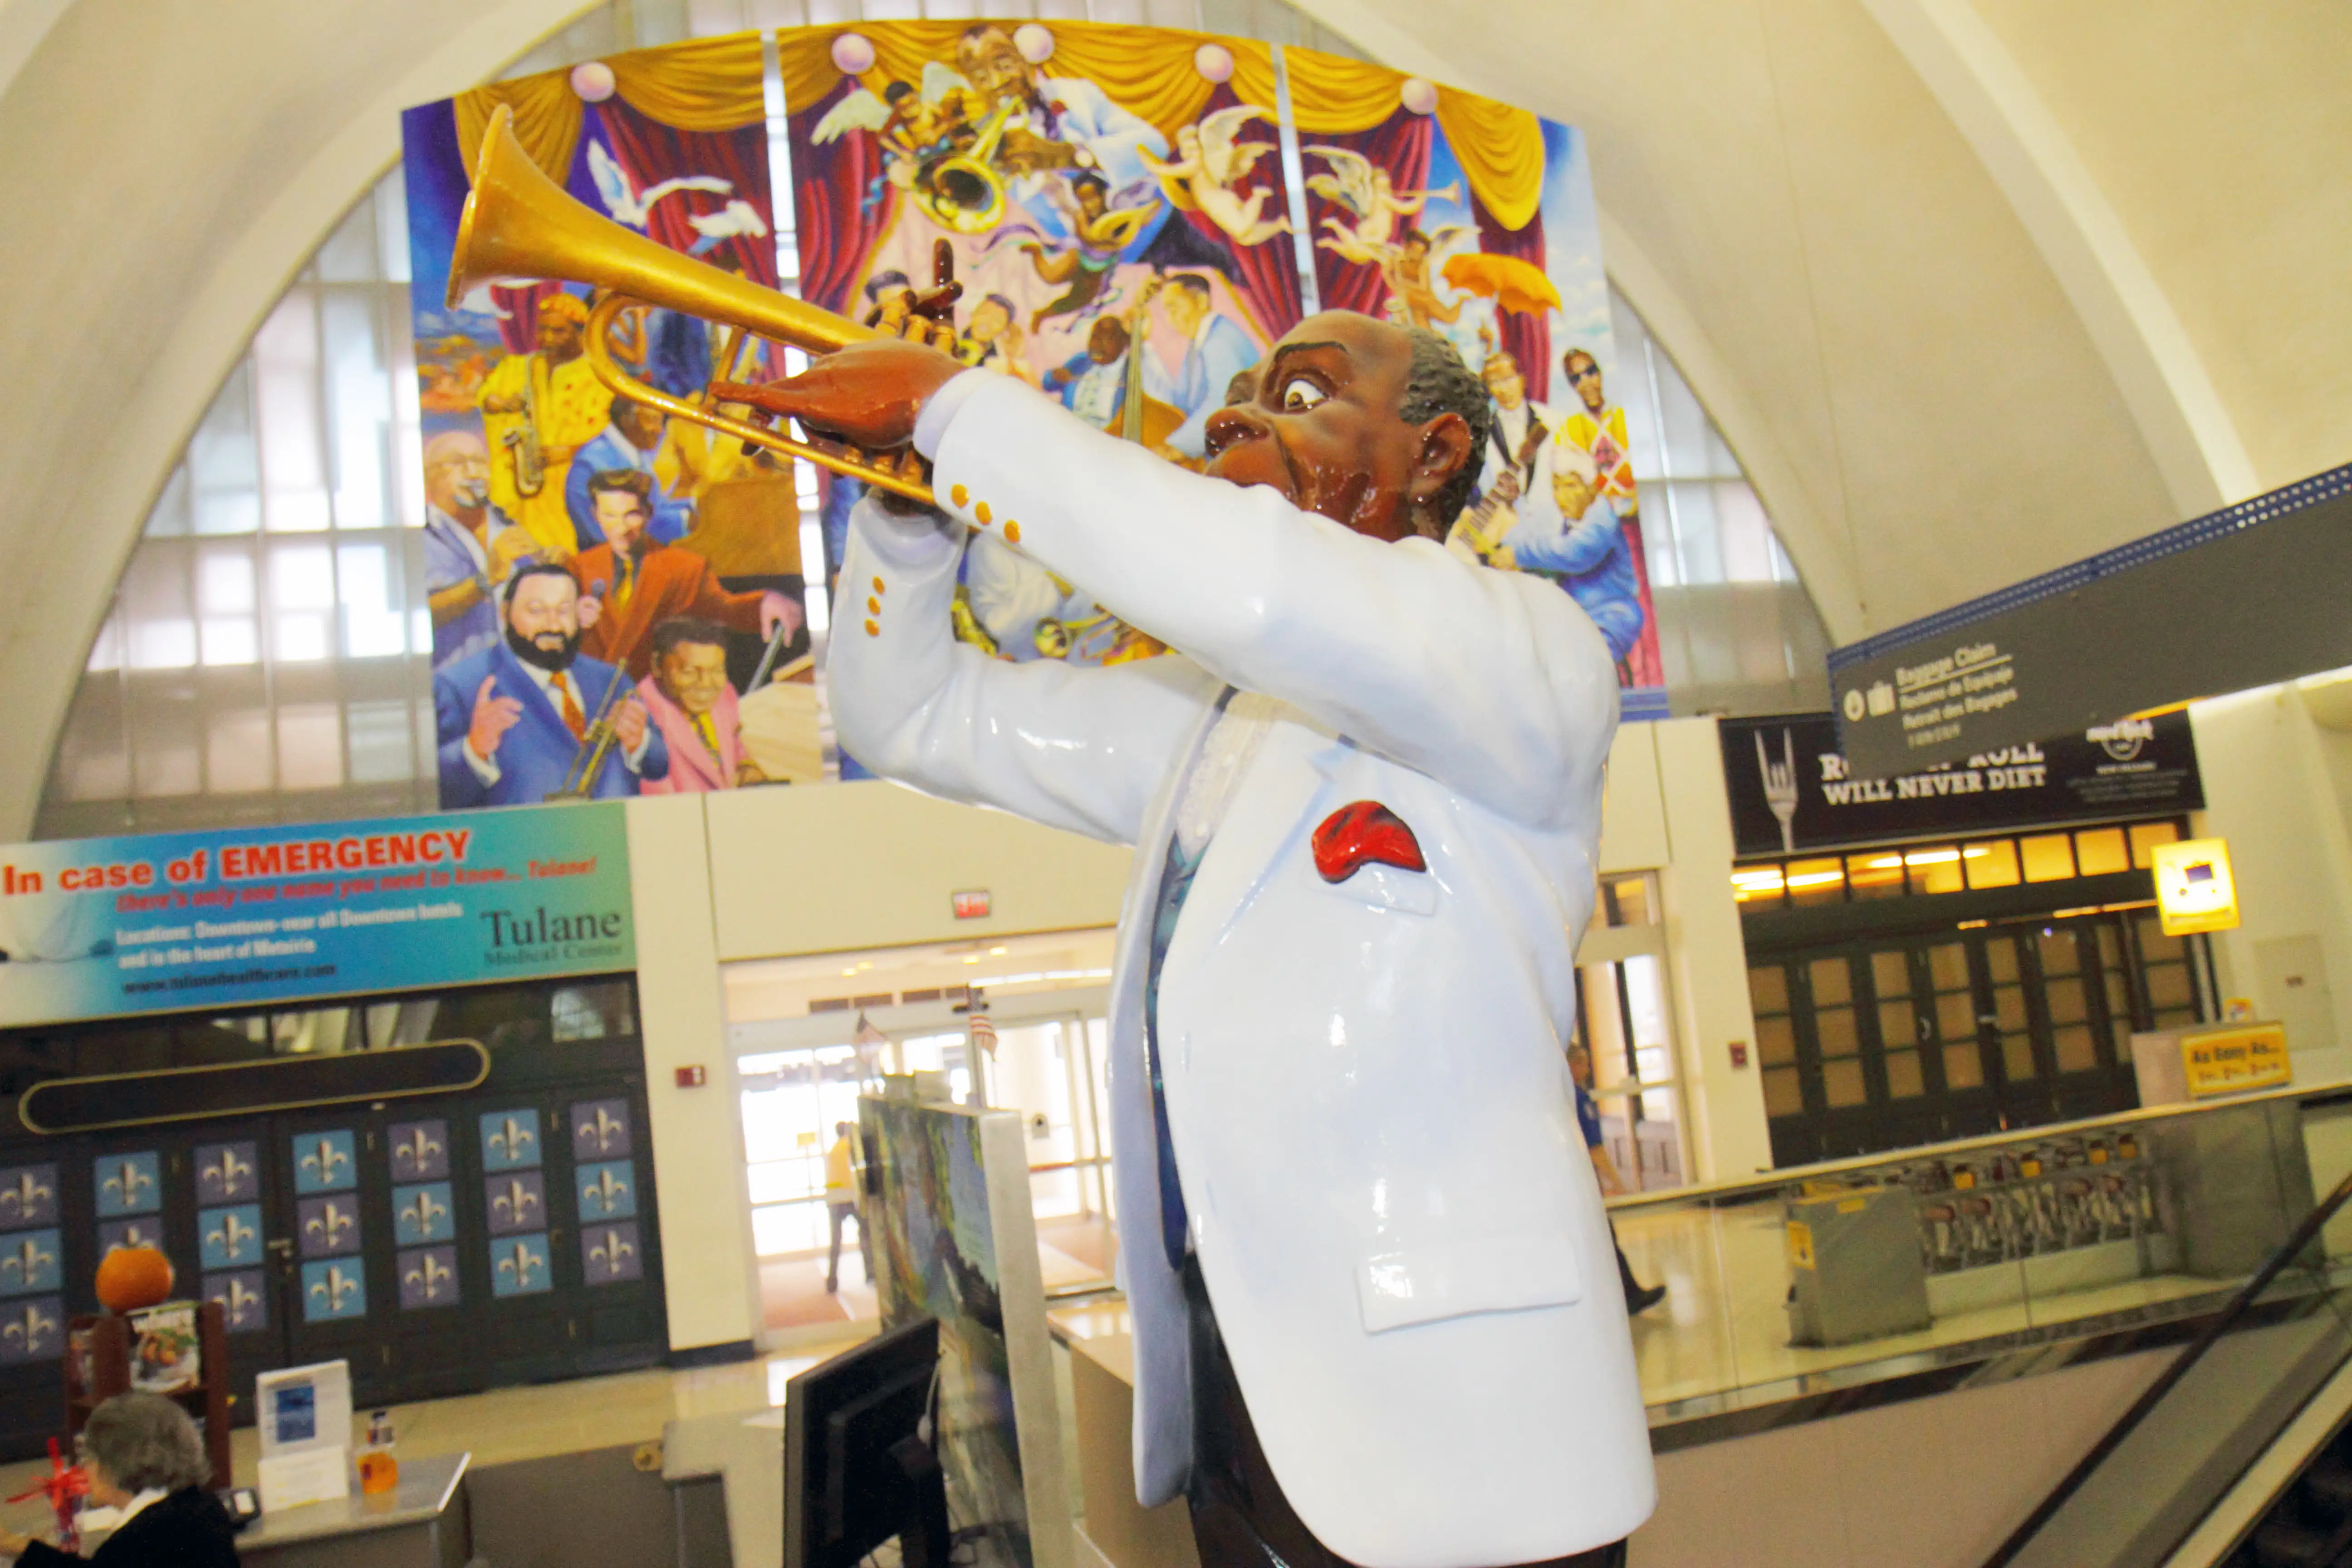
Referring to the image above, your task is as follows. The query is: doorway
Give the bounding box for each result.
[1749,911,2211,1166]
[722,931,1119,1341]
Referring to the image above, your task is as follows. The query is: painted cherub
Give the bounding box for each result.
[1018,171,1160,329]
[1138,104,1291,247]
[1302,144,1460,264]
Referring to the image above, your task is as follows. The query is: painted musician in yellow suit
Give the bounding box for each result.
[477,293,612,559]
[1551,347,1640,521]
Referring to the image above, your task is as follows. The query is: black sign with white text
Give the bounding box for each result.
[1828,466,2352,774]
[1721,711,2203,861]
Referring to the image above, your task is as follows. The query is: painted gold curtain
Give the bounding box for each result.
[775,20,1279,137]
[454,30,765,183]
[1274,50,1543,232]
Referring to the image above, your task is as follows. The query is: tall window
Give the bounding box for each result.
[35,0,1828,840]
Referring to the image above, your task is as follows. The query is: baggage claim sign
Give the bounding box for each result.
[0,806,633,1026]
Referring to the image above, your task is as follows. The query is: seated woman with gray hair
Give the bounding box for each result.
[0,1392,236,1566]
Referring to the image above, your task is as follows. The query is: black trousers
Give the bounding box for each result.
[1181,1257,1629,1568]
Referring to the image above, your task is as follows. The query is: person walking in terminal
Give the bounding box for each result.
[1570,1043,1667,1316]
[0,1392,237,1567]
[432,561,667,806]
[734,303,1653,1568]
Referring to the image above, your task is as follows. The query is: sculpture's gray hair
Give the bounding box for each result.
[81,1392,211,1493]
[1396,327,1492,537]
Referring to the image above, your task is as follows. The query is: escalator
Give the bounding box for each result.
[2229,1421,2352,1568]
[1981,1161,2352,1568]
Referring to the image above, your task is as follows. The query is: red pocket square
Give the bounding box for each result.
[1313,801,1427,883]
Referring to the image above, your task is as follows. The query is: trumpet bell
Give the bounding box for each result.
[447,105,871,358]
[445,103,934,505]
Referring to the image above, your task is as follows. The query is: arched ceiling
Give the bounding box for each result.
[0,0,2342,837]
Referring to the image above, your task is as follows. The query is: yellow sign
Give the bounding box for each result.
[2153,838,2239,936]
[2181,1022,2290,1099]
[1786,1220,1816,1271]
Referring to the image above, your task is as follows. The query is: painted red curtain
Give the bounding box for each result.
[1300,108,1430,320]
[488,281,564,353]
[787,80,897,315]
[595,99,779,289]
[1176,84,1300,341]
[1476,204,1548,400]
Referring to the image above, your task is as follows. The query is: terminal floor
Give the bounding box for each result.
[760,1212,1118,1333]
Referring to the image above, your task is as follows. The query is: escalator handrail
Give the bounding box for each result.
[1980,1162,2352,1568]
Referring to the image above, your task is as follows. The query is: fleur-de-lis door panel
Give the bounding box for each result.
[581,1223,643,1285]
[387,1121,451,1182]
[291,1131,358,1195]
[299,1259,367,1323]
[479,1111,543,1172]
[296,1196,362,1258]
[484,1173,547,1238]
[202,1269,268,1333]
[397,1246,461,1310]
[93,1152,161,1217]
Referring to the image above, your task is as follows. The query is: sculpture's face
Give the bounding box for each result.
[1200,312,1471,543]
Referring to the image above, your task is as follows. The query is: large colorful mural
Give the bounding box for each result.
[397,24,1664,811]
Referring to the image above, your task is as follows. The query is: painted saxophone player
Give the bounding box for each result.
[732,304,1653,1567]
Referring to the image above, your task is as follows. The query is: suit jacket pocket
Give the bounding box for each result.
[1355,1233,1586,1334]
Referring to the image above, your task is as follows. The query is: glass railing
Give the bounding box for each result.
[1971,1098,2352,1568]
[1607,1083,2352,1432]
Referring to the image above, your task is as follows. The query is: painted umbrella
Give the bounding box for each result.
[1439,252,1561,317]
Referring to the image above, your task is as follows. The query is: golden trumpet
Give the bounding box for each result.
[447,103,934,505]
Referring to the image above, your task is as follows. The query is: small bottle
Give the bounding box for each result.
[358,1410,399,1495]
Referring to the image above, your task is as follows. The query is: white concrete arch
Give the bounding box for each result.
[1857,0,2258,516]
[0,0,602,839]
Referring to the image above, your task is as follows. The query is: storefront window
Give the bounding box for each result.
[1845,852,1905,899]
[2019,833,2077,882]
[1962,839,2022,890]
[1785,857,1846,906]
[2074,827,2131,877]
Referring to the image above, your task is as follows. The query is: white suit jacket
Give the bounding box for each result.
[827,374,1655,1568]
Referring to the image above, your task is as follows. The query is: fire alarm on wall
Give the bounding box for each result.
[674,1065,708,1088]
[1728,1041,1749,1069]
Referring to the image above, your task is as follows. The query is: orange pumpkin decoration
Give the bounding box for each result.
[95,1246,174,1313]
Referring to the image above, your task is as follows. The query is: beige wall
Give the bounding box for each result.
[2190,686,2352,1089]
[705,781,1136,962]
[1650,718,1773,1181]
[625,792,761,1354]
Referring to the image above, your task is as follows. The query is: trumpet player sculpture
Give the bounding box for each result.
[446,106,1651,1568]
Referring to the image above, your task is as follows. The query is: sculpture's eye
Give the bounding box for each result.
[1280,377,1328,413]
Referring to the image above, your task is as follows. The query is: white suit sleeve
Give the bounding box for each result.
[920,375,1620,831]
[825,497,1220,847]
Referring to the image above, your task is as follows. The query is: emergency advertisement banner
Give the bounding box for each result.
[0,807,633,1027]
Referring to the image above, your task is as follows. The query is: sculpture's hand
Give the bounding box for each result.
[710,338,963,454]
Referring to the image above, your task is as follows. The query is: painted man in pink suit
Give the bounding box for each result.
[637,617,766,793]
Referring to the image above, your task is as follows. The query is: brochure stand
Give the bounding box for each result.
[66,1302,231,1488]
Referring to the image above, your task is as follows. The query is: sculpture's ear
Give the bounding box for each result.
[1406,410,1474,537]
